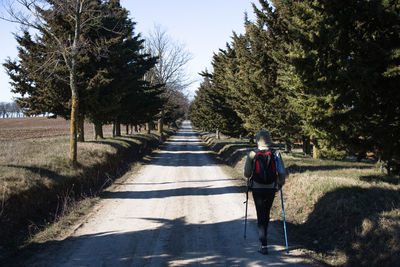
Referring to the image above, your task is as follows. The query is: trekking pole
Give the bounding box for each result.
[280,187,289,253]
[244,184,249,239]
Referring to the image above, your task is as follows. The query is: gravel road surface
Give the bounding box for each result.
[28,121,311,266]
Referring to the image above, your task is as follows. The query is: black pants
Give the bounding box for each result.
[252,189,276,246]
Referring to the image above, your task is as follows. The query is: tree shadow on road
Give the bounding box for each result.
[166,140,200,144]
[148,151,219,167]
[117,178,242,186]
[15,217,308,267]
[142,138,222,167]
[101,185,246,200]
[161,143,205,152]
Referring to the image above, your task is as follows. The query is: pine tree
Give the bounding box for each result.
[210,49,247,138]
[273,0,400,169]
[4,31,71,118]
[334,0,400,172]
[189,73,215,132]
[163,90,189,126]
[83,0,163,139]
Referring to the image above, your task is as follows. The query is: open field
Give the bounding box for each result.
[0,117,114,141]
[199,131,400,266]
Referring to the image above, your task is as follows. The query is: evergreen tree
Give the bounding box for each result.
[163,90,189,126]
[189,67,246,138]
[271,0,350,158]
[4,30,71,118]
[84,0,163,138]
[189,72,221,133]
[223,13,301,147]
[210,49,247,138]
[272,0,399,170]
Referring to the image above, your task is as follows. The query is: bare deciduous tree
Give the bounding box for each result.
[0,101,23,118]
[144,25,193,139]
[0,102,6,118]
[1,0,114,166]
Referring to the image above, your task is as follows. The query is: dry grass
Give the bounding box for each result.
[0,136,121,201]
[0,117,146,201]
[0,117,167,253]
[198,131,400,266]
[273,155,400,266]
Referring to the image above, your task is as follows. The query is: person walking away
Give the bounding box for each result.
[244,129,287,255]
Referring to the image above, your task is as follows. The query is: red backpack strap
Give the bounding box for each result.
[253,149,262,174]
[266,149,277,173]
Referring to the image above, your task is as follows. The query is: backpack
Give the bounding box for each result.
[251,149,278,185]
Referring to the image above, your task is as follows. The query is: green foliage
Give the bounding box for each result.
[191,0,400,173]
[3,1,163,129]
[4,31,71,118]
[163,90,189,125]
[189,70,246,137]
[191,0,302,143]
[273,0,400,172]
[189,72,220,132]
[319,147,347,161]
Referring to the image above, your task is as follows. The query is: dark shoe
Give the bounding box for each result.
[258,245,268,255]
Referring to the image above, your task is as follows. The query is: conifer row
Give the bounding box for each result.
[189,0,400,174]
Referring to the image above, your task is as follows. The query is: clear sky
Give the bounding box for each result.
[0,0,258,102]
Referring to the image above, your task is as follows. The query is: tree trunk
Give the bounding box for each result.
[285,139,292,153]
[115,121,121,137]
[126,124,129,135]
[249,134,254,144]
[311,136,321,159]
[385,161,391,175]
[69,53,79,165]
[356,151,365,162]
[158,110,164,141]
[77,115,84,142]
[378,154,392,175]
[68,4,82,167]
[302,136,311,155]
[69,90,78,165]
[146,122,151,134]
[216,129,220,140]
[94,122,103,140]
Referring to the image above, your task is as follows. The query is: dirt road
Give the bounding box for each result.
[28,121,311,266]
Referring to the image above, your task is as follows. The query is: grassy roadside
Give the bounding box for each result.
[0,129,176,261]
[197,131,400,266]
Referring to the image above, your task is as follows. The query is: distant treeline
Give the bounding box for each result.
[0,101,33,118]
[189,0,399,175]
